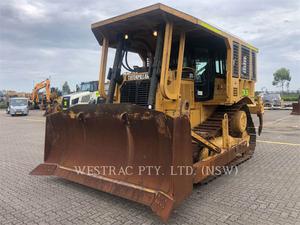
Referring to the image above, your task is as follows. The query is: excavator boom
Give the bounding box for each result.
[31,79,51,108]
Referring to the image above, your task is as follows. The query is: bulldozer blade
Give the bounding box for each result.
[30,104,193,222]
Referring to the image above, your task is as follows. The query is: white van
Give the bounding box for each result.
[8,97,29,116]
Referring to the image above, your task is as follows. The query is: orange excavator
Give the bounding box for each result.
[31,79,51,110]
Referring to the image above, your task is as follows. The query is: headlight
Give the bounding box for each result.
[72,98,79,105]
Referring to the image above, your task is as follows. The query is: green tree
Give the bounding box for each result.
[272,68,291,93]
[62,81,71,95]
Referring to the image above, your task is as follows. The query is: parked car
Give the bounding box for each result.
[8,97,29,116]
[262,93,283,109]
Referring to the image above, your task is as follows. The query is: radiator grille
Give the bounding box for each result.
[241,46,250,79]
[120,80,150,107]
[233,87,238,97]
[233,42,239,77]
[252,51,256,80]
[81,95,91,103]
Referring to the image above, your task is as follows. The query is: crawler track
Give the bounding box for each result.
[192,102,257,184]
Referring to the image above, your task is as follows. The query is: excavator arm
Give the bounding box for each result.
[31,79,51,104]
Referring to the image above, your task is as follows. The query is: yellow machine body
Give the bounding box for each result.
[31,4,264,222]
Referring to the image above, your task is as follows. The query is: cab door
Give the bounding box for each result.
[194,55,215,101]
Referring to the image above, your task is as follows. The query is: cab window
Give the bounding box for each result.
[195,59,208,82]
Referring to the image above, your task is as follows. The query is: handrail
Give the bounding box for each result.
[159,22,173,99]
[159,22,186,100]
[98,37,109,98]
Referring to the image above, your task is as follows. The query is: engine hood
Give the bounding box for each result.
[63,91,91,99]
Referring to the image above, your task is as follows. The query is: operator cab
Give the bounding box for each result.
[102,26,227,106]
[93,4,230,109]
[79,81,99,92]
[181,32,227,101]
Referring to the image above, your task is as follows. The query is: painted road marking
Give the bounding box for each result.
[264,115,293,126]
[10,117,45,123]
[261,129,300,134]
[257,140,300,146]
[23,119,45,122]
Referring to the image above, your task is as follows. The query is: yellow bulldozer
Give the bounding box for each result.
[31,4,264,222]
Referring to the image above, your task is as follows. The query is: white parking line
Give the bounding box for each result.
[257,140,300,146]
[12,117,45,123]
[261,129,300,134]
[264,115,293,126]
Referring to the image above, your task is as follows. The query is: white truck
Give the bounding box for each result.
[62,81,99,110]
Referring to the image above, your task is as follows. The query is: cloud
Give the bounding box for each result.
[16,1,47,20]
[0,0,299,92]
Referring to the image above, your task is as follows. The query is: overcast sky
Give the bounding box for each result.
[0,0,299,92]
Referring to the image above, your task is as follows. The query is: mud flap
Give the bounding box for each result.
[30,104,193,222]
